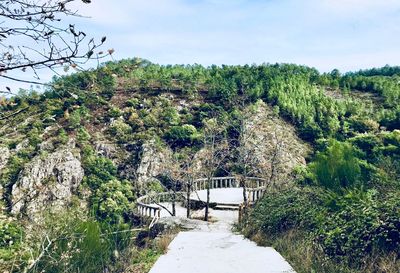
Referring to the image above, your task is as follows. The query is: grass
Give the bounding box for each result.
[121,228,178,273]
[242,228,400,273]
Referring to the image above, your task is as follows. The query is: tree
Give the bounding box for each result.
[201,117,228,221]
[311,139,361,192]
[0,0,111,94]
[170,148,199,219]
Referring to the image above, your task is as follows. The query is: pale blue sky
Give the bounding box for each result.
[4,0,400,91]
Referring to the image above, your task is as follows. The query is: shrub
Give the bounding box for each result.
[162,106,180,126]
[108,120,132,137]
[317,191,400,261]
[164,124,200,147]
[91,179,135,224]
[27,127,42,147]
[310,139,361,191]
[77,127,91,143]
[250,187,326,235]
[107,107,123,118]
[83,156,117,189]
[0,219,23,248]
[57,128,69,145]
[125,98,140,108]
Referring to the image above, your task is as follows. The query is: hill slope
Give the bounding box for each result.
[0,59,399,273]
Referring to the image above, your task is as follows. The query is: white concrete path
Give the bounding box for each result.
[190,188,244,205]
[149,209,295,273]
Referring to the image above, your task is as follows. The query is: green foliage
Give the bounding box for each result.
[83,155,117,190]
[251,187,326,235]
[34,213,130,273]
[76,127,91,143]
[91,179,135,224]
[317,191,400,260]
[125,98,140,108]
[108,106,123,118]
[131,248,162,272]
[0,153,29,188]
[248,187,400,268]
[0,219,26,271]
[57,128,69,145]
[164,124,201,148]
[27,127,42,148]
[68,106,90,129]
[162,106,180,126]
[310,140,362,191]
[108,120,132,138]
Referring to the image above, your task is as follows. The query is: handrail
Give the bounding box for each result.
[149,213,159,229]
[136,176,269,220]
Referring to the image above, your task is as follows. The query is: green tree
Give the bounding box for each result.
[310,140,361,191]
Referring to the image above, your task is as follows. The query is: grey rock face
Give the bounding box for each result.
[95,141,117,159]
[0,146,10,172]
[243,101,310,184]
[136,140,172,184]
[11,147,84,220]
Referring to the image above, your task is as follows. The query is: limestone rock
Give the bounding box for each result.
[136,140,172,184]
[243,101,310,184]
[0,146,10,172]
[11,146,84,220]
[95,141,117,159]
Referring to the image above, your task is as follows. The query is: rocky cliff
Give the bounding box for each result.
[11,143,84,220]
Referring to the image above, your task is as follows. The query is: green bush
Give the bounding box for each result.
[35,217,129,273]
[107,106,123,118]
[91,179,135,224]
[310,140,362,191]
[57,128,69,145]
[317,191,400,260]
[77,127,91,143]
[0,219,23,248]
[125,98,140,108]
[162,106,180,126]
[83,156,117,189]
[251,187,326,235]
[68,107,90,129]
[164,124,200,148]
[108,120,132,137]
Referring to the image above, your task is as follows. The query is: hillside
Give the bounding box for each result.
[0,59,399,273]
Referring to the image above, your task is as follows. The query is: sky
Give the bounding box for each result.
[3,0,400,91]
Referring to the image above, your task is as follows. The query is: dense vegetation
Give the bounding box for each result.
[0,58,399,272]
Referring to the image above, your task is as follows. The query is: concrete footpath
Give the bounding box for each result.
[149,209,295,273]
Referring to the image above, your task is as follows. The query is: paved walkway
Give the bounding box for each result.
[190,188,244,205]
[149,209,295,273]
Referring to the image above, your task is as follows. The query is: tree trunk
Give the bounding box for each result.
[172,189,176,216]
[241,176,248,205]
[204,178,210,221]
[186,182,191,218]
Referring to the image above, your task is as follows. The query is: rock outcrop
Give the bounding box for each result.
[136,140,172,185]
[95,141,118,160]
[0,146,10,172]
[11,145,84,220]
[243,101,310,184]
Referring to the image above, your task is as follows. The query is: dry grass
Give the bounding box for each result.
[243,227,400,273]
[156,231,176,254]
